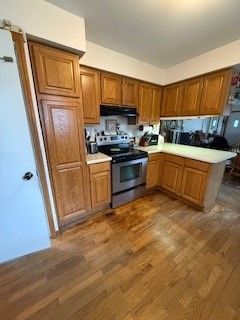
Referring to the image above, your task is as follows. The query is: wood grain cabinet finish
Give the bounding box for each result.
[181,77,204,116]
[41,100,88,225]
[138,83,153,124]
[122,77,139,107]
[101,72,122,105]
[89,163,111,209]
[200,69,232,115]
[146,153,163,189]
[181,167,208,205]
[150,86,162,124]
[161,83,183,117]
[161,155,184,195]
[80,66,100,124]
[30,43,80,98]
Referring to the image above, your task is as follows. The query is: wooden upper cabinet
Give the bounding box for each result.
[80,66,100,124]
[200,69,232,115]
[161,83,183,117]
[150,86,162,124]
[122,77,139,107]
[41,100,88,225]
[101,72,122,105]
[29,42,80,98]
[181,77,204,116]
[138,83,153,124]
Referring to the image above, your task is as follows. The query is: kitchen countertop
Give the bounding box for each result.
[86,152,112,165]
[135,143,237,164]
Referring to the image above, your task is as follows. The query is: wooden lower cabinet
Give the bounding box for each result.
[181,167,208,205]
[161,155,211,207]
[89,162,111,209]
[161,155,184,195]
[146,153,163,189]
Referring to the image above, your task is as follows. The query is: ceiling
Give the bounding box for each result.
[47,0,240,68]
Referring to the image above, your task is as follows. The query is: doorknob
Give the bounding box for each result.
[0,56,13,63]
[23,172,34,181]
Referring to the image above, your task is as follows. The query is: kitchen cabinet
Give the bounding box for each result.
[41,100,88,225]
[150,86,162,124]
[161,154,184,194]
[122,77,139,107]
[200,69,232,115]
[139,83,162,124]
[181,77,204,116]
[138,83,152,124]
[101,72,122,105]
[89,162,111,209]
[30,42,89,227]
[181,159,210,206]
[161,83,183,117]
[146,153,163,189]
[30,42,80,98]
[80,66,100,124]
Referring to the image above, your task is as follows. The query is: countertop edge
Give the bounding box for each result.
[135,146,237,164]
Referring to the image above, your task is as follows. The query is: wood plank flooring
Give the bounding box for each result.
[1,190,240,320]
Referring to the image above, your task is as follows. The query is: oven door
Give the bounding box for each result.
[112,157,148,194]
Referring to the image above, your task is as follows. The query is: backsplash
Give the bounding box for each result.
[85,116,160,144]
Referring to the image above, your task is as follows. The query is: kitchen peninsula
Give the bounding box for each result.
[136,143,236,210]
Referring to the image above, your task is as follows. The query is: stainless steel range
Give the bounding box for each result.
[96,134,148,208]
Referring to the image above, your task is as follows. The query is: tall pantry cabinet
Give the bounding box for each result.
[29,42,90,227]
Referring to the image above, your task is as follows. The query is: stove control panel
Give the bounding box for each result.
[96,134,129,146]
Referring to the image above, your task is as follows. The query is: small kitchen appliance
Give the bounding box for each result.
[87,141,98,154]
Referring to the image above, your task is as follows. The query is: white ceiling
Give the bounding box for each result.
[47,0,240,68]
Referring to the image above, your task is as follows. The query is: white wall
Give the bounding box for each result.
[0,0,86,54]
[165,39,240,84]
[81,41,165,84]
[85,116,160,145]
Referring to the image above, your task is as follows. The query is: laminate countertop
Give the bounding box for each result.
[86,152,112,165]
[135,143,237,164]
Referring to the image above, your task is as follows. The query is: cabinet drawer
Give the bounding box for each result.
[185,159,210,172]
[89,162,111,175]
[164,154,185,166]
[148,153,161,162]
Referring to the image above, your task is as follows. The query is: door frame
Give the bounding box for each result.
[11,32,57,238]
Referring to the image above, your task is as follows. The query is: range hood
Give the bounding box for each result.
[100,105,138,117]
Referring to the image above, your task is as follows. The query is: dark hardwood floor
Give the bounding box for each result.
[1,189,240,320]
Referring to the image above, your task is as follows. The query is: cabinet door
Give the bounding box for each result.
[29,42,80,98]
[80,66,100,124]
[181,77,204,116]
[161,83,182,117]
[146,160,159,189]
[181,167,208,205]
[122,77,139,107]
[162,160,184,194]
[200,69,232,115]
[41,100,88,225]
[138,83,153,124]
[101,72,122,105]
[146,154,164,188]
[150,86,162,124]
[90,171,111,208]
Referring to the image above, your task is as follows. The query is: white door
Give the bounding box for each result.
[0,29,50,264]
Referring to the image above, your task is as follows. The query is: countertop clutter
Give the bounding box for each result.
[135,143,237,164]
